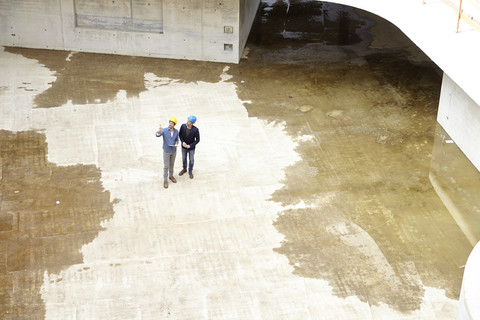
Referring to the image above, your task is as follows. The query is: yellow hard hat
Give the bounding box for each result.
[169,117,177,124]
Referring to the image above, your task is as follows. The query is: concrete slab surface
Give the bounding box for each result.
[1,1,480,319]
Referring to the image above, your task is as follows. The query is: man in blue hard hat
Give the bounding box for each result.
[156,117,179,188]
[179,116,200,179]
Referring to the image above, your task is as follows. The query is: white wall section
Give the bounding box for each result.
[437,73,480,172]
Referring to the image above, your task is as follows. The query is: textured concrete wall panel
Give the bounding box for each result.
[132,0,163,21]
[162,1,204,60]
[132,0,163,32]
[0,0,64,48]
[131,33,166,57]
[75,0,131,30]
[202,0,238,62]
[75,0,131,19]
[75,0,163,32]
[165,0,202,30]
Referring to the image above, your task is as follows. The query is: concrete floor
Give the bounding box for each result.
[1,1,480,319]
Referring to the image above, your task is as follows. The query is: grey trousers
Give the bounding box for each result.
[163,151,176,181]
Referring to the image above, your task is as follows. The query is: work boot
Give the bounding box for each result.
[164,181,168,188]
[169,176,177,183]
[179,168,187,176]
[189,171,194,179]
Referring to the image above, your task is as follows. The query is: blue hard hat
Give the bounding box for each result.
[187,115,197,123]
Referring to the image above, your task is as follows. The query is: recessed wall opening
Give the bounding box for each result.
[74,0,164,33]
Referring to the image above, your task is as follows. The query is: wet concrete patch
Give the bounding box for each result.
[5,47,226,109]
[229,57,467,309]
[230,0,479,313]
[0,130,115,319]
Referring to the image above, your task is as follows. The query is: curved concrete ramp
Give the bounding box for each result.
[325,0,480,107]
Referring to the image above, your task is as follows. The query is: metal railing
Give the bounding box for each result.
[423,0,480,32]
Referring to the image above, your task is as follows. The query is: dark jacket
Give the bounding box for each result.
[179,124,200,150]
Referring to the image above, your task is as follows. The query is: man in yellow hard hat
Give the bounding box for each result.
[156,117,179,188]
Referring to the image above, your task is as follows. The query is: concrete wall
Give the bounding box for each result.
[0,0,260,63]
[437,73,480,172]
[0,0,65,49]
[429,124,480,320]
[457,241,480,320]
[437,72,480,320]
[239,0,261,58]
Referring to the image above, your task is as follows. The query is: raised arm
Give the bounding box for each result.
[155,125,163,137]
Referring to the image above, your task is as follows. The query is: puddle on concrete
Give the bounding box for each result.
[230,0,480,313]
[5,47,226,109]
[0,130,115,319]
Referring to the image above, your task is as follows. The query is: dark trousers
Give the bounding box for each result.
[182,148,195,172]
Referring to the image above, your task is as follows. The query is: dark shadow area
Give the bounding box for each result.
[248,1,363,46]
